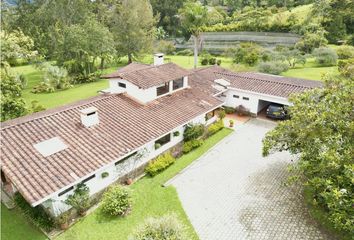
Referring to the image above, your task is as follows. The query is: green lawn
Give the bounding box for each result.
[1,204,48,240]
[57,128,233,240]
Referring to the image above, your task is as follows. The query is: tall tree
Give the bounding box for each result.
[179,1,208,69]
[150,0,184,36]
[110,0,155,63]
[263,75,354,233]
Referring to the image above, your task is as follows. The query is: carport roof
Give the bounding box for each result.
[191,66,323,98]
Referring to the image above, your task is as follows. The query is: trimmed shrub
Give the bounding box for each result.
[207,120,224,136]
[176,49,193,56]
[313,47,338,66]
[101,172,109,178]
[182,139,204,154]
[223,106,235,114]
[101,184,132,216]
[14,193,55,231]
[71,72,101,84]
[65,183,90,215]
[209,57,216,65]
[218,109,226,119]
[129,213,188,240]
[145,152,175,176]
[201,58,209,65]
[173,131,180,137]
[183,123,204,141]
[258,61,289,75]
[216,59,222,66]
[31,82,55,93]
[336,45,354,59]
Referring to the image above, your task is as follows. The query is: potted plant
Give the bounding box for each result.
[229,119,234,127]
[65,183,90,217]
[57,212,70,230]
[126,178,133,185]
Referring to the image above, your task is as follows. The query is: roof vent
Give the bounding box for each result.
[79,107,99,128]
[154,53,164,66]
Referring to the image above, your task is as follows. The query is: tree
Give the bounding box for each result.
[150,0,184,36]
[1,69,28,122]
[276,48,306,68]
[313,47,338,66]
[179,1,208,69]
[0,29,38,66]
[263,75,354,233]
[231,42,261,66]
[110,0,155,63]
[65,183,90,215]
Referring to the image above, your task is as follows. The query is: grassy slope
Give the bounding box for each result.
[57,128,233,240]
[1,204,48,240]
[271,4,313,23]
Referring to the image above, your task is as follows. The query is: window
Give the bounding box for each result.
[156,83,169,96]
[115,151,137,166]
[233,95,239,98]
[118,82,126,88]
[58,186,74,196]
[173,78,184,90]
[82,174,95,183]
[155,133,171,148]
[33,137,68,157]
[243,97,249,101]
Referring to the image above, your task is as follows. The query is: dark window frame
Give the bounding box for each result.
[156,83,169,96]
[82,174,95,183]
[155,133,171,148]
[173,78,184,90]
[233,95,239,98]
[58,186,74,196]
[115,151,138,166]
[243,97,249,101]
[118,82,126,88]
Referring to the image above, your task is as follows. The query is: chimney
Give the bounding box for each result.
[153,53,164,66]
[79,107,99,127]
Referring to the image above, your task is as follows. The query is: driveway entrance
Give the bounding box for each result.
[167,118,333,240]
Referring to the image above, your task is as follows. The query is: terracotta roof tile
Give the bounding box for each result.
[102,62,192,89]
[1,89,222,205]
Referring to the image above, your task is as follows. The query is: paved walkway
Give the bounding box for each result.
[167,118,333,240]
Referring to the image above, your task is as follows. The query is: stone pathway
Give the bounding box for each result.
[167,118,333,240]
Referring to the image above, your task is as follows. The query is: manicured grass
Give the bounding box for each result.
[13,65,119,109]
[1,204,48,240]
[57,128,233,240]
[281,58,339,81]
[303,187,352,240]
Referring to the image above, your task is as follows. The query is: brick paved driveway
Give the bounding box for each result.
[167,119,333,240]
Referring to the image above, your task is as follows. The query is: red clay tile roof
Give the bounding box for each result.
[102,62,191,89]
[191,66,323,98]
[1,90,222,205]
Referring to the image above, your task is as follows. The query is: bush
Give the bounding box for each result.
[218,109,226,119]
[31,81,55,93]
[223,106,235,114]
[173,131,180,137]
[207,120,224,136]
[183,123,204,141]
[201,58,209,65]
[313,47,338,66]
[336,45,354,59]
[216,59,221,66]
[258,61,289,75]
[101,184,132,216]
[209,57,216,65]
[14,193,55,231]
[232,42,261,66]
[338,59,354,80]
[129,214,188,240]
[71,72,101,84]
[176,49,193,56]
[295,33,328,53]
[156,40,176,55]
[145,152,175,176]
[182,139,204,153]
[101,172,109,178]
[65,183,90,215]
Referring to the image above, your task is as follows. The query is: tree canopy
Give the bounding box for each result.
[263,75,354,233]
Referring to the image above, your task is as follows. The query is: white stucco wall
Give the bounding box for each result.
[108,76,189,104]
[223,88,290,115]
[41,107,216,217]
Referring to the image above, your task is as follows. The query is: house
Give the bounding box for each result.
[0,54,322,217]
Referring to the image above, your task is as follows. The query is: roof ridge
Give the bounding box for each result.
[1,94,118,130]
[215,72,314,89]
